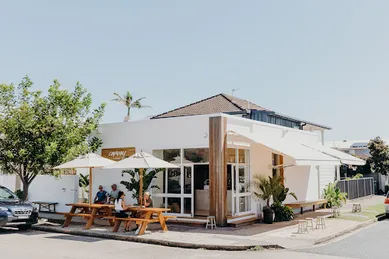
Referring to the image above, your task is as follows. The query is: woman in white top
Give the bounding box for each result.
[114,191,132,232]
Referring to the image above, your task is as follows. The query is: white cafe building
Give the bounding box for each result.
[94,94,364,226]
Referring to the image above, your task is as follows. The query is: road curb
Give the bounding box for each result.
[32,225,283,251]
[314,218,377,245]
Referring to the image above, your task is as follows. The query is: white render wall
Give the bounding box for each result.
[226,115,326,211]
[94,115,210,200]
[28,175,79,213]
[0,174,17,191]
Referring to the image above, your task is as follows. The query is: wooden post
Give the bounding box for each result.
[280,155,284,185]
[139,168,144,206]
[89,167,93,204]
[209,116,227,227]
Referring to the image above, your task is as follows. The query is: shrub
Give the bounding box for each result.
[271,202,294,222]
[323,182,347,208]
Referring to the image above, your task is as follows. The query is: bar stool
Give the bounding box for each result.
[316,216,326,229]
[206,216,217,229]
[297,220,308,234]
[305,218,314,231]
[352,203,361,213]
[332,206,340,218]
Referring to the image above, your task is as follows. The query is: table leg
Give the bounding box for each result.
[300,207,303,214]
[63,206,76,228]
[157,212,168,231]
[137,211,152,235]
[313,205,316,212]
[105,207,114,226]
[85,208,98,229]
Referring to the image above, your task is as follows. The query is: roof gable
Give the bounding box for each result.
[152,93,267,119]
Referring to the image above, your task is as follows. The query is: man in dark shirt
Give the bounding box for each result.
[94,185,108,204]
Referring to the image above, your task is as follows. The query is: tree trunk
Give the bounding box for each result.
[22,181,30,201]
[126,107,131,121]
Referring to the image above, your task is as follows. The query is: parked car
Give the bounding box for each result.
[385,191,389,217]
[0,185,38,230]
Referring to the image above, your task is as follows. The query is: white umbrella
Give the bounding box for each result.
[54,153,116,204]
[103,151,179,206]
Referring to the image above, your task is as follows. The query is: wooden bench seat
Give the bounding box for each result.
[64,213,93,218]
[284,199,327,214]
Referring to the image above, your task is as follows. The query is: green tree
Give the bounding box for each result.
[368,137,389,175]
[0,76,105,200]
[111,91,150,122]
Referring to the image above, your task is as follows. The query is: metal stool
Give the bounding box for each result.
[316,216,326,229]
[352,203,361,213]
[206,216,217,229]
[305,218,314,231]
[297,220,308,234]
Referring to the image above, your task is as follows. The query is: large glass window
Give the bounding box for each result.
[184,148,209,163]
[163,149,181,163]
[167,168,181,194]
[227,148,236,163]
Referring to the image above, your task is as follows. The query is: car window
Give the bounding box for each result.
[0,187,18,200]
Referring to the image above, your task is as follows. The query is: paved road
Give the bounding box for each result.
[301,220,389,259]
[0,228,344,259]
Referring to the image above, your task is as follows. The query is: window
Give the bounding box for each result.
[184,148,209,163]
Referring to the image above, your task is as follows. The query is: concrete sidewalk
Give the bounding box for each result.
[33,196,385,250]
[33,216,373,250]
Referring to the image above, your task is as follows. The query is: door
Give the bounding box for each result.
[231,165,251,216]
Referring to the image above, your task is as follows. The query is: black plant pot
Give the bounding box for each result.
[263,207,274,224]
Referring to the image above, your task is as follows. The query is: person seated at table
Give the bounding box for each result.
[94,185,108,204]
[133,192,153,235]
[114,191,133,232]
[108,184,120,204]
[143,192,153,208]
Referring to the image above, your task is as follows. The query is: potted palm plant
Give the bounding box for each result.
[252,174,274,224]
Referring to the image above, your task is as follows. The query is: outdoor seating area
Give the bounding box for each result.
[57,151,180,236]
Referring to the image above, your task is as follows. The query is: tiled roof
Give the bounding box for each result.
[152,94,267,119]
[151,93,331,130]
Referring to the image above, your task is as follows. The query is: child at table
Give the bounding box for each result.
[114,191,132,232]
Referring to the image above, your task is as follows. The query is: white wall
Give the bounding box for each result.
[0,174,17,191]
[93,115,210,198]
[319,165,336,197]
[97,115,210,153]
[28,175,79,213]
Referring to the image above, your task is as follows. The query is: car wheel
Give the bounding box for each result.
[17,224,32,231]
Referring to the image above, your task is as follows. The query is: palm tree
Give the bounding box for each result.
[111,91,151,121]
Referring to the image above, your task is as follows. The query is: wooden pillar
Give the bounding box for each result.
[280,155,284,185]
[209,116,227,227]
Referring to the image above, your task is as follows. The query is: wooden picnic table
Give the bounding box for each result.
[111,207,172,235]
[63,203,115,229]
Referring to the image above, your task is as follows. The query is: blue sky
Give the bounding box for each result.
[1,1,389,141]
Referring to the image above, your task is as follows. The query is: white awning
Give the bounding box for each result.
[302,144,366,166]
[228,129,341,166]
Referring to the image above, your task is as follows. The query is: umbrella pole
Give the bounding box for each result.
[89,167,93,204]
[139,168,143,207]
